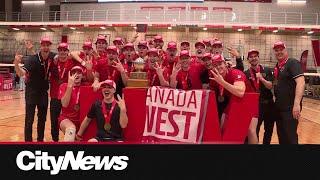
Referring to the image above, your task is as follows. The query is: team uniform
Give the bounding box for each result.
[58,83,82,130]
[244,65,276,144]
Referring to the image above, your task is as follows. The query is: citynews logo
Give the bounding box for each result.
[16,151,129,175]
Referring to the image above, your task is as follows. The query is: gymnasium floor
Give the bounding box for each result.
[0,90,319,144]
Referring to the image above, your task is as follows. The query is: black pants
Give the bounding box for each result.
[276,110,299,144]
[256,100,276,145]
[50,98,61,142]
[25,96,48,142]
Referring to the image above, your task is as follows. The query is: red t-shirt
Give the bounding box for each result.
[94,58,121,82]
[49,58,75,99]
[175,62,203,90]
[162,54,178,75]
[145,66,170,87]
[58,83,81,121]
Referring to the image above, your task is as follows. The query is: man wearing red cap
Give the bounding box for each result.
[163,41,179,75]
[211,39,244,71]
[194,41,206,61]
[14,36,57,142]
[95,35,108,58]
[170,50,203,90]
[76,80,128,142]
[209,54,258,144]
[203,39,212,53]
[137,40,149,61]
[58,66,84,141]
[272,41,305,144]
[180,41,190,51]
[244,49,276,144]
[49,42,75,141]
[121,43,137,76]
[70,41,95,83]
[145,48,170,87]
[92,45,127,96]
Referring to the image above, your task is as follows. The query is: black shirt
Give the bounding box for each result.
[87,99,123,139]
[273,58,304,111]
[22,52,56,103]
[244,65,274,101]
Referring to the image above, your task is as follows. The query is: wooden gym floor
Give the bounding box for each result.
[0,90,319,144]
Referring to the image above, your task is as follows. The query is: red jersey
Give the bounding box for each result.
[175,63,203,90]
[145,66,170,87]
[49,58,75,99]
[162,54,178,75]
[58,83,81,122]
[94,58,121,82]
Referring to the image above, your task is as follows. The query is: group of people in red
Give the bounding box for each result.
[14,33,305,144]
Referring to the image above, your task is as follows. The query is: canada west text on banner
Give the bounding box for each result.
[143,86,209,143]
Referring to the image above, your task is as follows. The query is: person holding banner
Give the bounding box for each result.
[272,41,305,144]
[76,80,128,142]
[170,50,203,90]
[209,54,258,144]
[244,49,275,144]
[48,42,75,142]
[14,36,56,142]
[145,48,170,87]
[58,66,84,142]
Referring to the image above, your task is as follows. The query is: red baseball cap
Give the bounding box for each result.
[122,43,135,50]
[147,48,159,56]
[180,41,190,46]
[195,41,205,48]
[212,40,223,47]
[57,42,69,50]
[167,41,177,50]
[202,53,212,60]
[113,37,124,45]
[179,50,190,57]
[153,35,164,42]
[70,66,84,74]
[212,54,225,64]
[40,36,52,45]
[247,49,259,58]
[138,40,148,48]
[203,39,211,45]
[273,41,286,49]
[100,79,116,90]
[82,41,93,49]
[96,35,107,44]
[106,45,118,54]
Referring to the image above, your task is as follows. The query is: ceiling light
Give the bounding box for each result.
[168,26,172,30]
[133,26,137,29]
[12,28,20,31]
[203,27,207,31]
[307,31,314,35]
[273,30,278,33]
[40,27,46,31]
[237,29,243,32]
[22,1,45,4]
[100,26,106,30]
[70,27,76,30]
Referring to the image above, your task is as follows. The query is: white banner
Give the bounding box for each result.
[143,86,207,143]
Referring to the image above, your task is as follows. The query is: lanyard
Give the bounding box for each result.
[274,58,288,79]
[38,53,51,80]
[58,61,67,80]
[181,71,189,90]
[101,100,117,124]
[249,65,261,92]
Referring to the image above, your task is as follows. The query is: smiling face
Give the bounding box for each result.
[107,50,118,64]
[274,46,288,61]
[247,52,259,67]
[102,85,115,101]
[58,48,69,60]
[203,57,213,70]
[212,44,223,55]
[40,42,51,56]
[138,45,148,57]
[195,44,205,58]
[96,40,107,52]
[123,47,135,61]
[70,70,83,85]
[179,55,191,70]
[213,61,228,77]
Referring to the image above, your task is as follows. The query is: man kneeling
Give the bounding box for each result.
[76,80,128,142]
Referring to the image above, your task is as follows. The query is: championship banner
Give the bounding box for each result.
[143,87,209,143]
[300,50,308,72]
